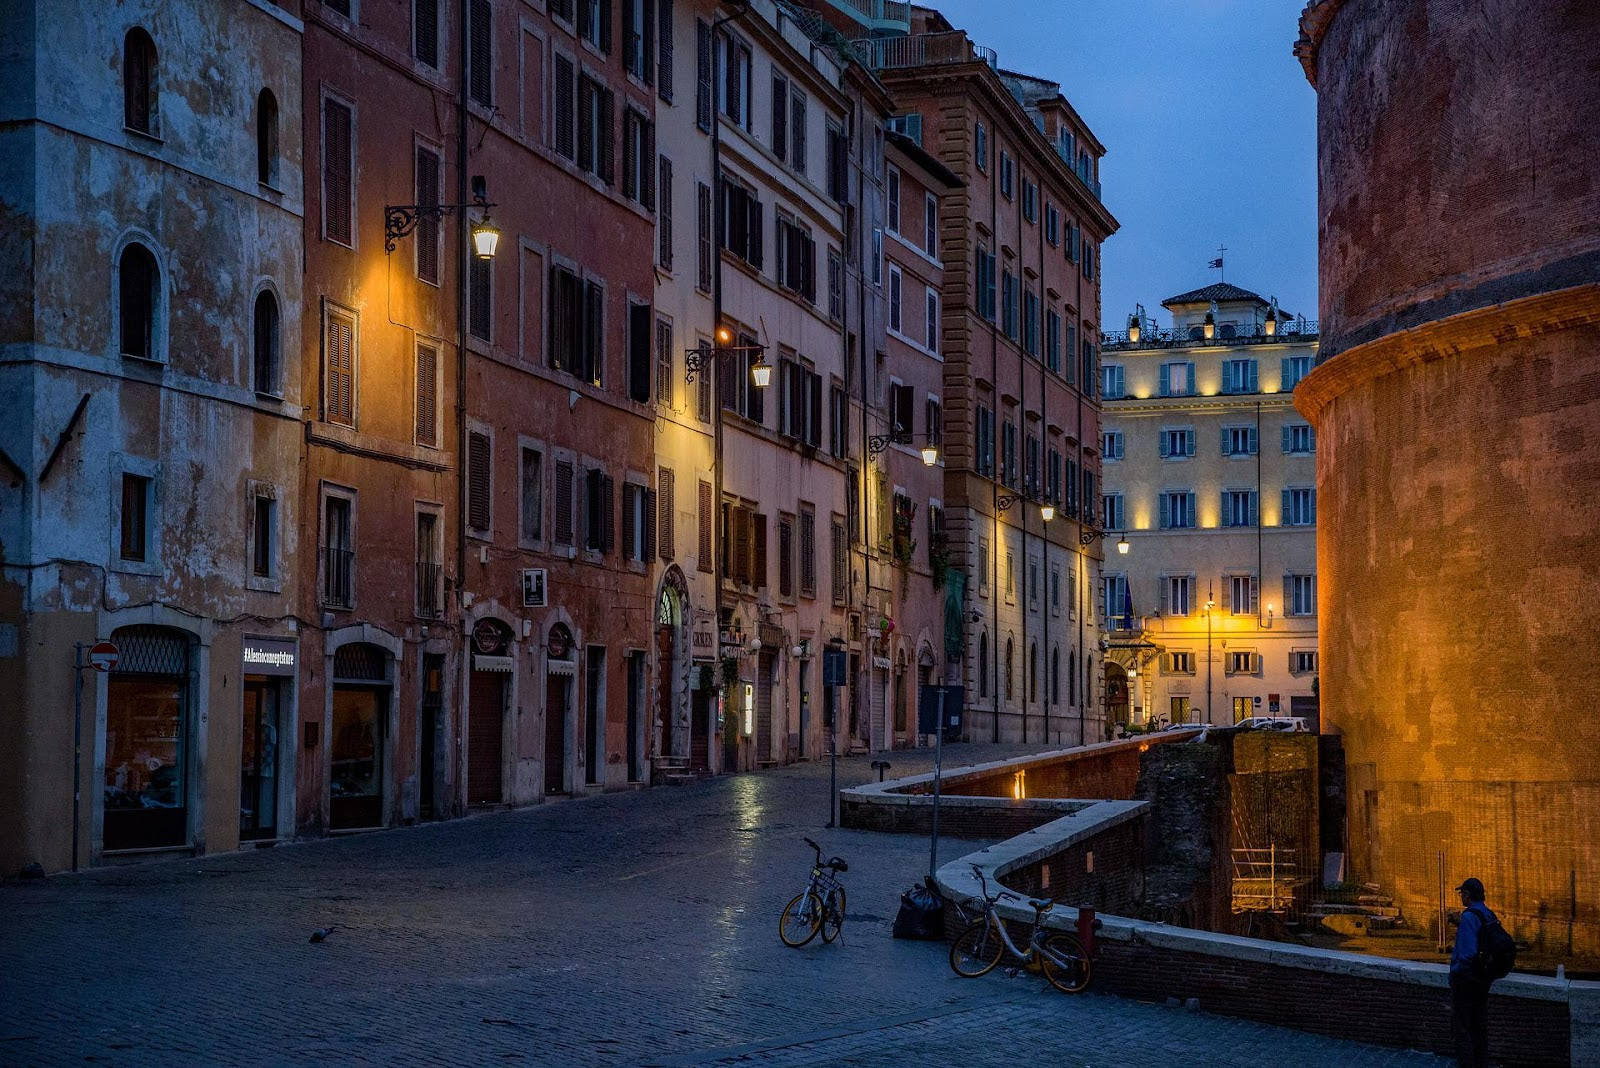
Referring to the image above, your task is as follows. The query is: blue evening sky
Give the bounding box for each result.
[929,0,1320,329]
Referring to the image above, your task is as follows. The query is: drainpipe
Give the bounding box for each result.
[453,0,471,818]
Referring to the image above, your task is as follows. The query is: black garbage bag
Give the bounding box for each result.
[893,878,946,940]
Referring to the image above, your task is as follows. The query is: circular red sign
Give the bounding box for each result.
[547,625,572,659]
[472,619,507,655]
[88,641,120,672]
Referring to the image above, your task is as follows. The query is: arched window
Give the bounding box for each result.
[1068,648,1077,706]
[253,290,280,394]
[978,632,988,699]
[119,243,159,359]
[124,28,158,135]
[1005,638,1014,702]
[1028,641,1037,703]
[257,89,279,186]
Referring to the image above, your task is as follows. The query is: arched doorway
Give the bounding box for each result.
[466,617,515,806]
[544,623,576,796]
[656,573,688,769]
[104,625,195,851]
[1105,662,1131,733]
[330,641,392,830]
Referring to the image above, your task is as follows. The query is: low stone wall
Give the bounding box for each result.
[935,808,1598,1067]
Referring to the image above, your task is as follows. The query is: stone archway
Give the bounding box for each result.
[655,567,691,768]
[1105,662,1131,734]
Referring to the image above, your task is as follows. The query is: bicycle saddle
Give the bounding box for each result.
[1029,898,1054,912]
[828,857,849,872]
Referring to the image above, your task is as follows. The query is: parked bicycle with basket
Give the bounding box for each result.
[948,864,1091,993]
[779,838,848,947]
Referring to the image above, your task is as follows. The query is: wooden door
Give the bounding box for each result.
[544,674,569,795]
[655,625,673,757]
[467,671,505,805]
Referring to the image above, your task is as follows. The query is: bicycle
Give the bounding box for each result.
[948,864,1091,993]
[778,837,848,947]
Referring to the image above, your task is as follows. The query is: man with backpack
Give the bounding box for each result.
[1449,876,1516,1067]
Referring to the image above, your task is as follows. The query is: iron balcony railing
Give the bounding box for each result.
[321,546,355,609]
[852,32,997,72]
[416,561,442,619]
[820,0,910,25]
[1102,321,1319,351]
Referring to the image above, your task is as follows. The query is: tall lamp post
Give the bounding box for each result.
[1205,589,1216,725]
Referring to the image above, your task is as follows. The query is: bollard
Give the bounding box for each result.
[1077,907,1097,959]
[870,759,892,783]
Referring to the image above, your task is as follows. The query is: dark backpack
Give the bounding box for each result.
[1469,906,1517,980]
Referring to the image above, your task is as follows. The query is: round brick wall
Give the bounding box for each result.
[1296,0,1600,962]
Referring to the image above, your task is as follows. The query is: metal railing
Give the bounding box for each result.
[321,546,355,609]
[416,561,442,619]
[817,0,910,25]
[1102,320,1319,351]
[852,31,997,71]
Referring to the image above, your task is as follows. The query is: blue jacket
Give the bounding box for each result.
[1451,903,1498,974]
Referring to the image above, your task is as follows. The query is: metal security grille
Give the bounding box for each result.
[111,626,190,676]
[333,643,388,682]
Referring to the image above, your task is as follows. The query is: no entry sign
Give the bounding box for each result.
[87,641,120,672]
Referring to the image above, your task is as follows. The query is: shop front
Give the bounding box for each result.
[103,625,196,853]
[329,642,391,831]
[240,636,296,841]
[467,618,514,806]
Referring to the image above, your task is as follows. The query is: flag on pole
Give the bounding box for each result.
[1207,257,1224,269]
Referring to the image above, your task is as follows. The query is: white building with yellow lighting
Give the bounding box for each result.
[1097,283,1319,729]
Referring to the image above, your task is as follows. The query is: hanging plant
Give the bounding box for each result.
[720,656,740,689]
[929,548,951,590]
[697,663,717,692]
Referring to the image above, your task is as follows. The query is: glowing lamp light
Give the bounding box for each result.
[1127,313,1141,344]
[470,214,501,260]
[716,326,734,345]
[1264,309,1278,336]
[1203,314,1216,340]
[1116,533,1130,555]
[1040,503,1056,522]
[750,361,772,388]
[920,444,939,466]
[1012,769,1027,800]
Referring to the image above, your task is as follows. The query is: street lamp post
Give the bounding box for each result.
[1205,588,1216,725]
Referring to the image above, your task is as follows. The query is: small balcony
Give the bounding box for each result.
[321,546,355,609]
[416,561,442,619]
[852,31,997,72]
[815,0,910,33]
[1102,320,1319,352]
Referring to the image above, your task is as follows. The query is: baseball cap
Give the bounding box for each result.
[1456,877,1485,898]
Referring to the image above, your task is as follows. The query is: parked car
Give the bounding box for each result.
[1236,716,1310,732]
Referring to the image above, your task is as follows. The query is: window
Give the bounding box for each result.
[720,179,763,268]
[1001,270,1018,339]
[322,495,354,609]
[622,111,655,208]
[548,265,603,385]
[322,96,353,245]
[118,243,160,360]
[1083,336,1098,390]
[1222,425,1258,457]
[924,195,939,257]
[1000,419,1018,486]
[1025,433,1040,496]
[889,383,914,440]
[1160,361,1195,397]
[776,217,816,302]
[468,0,493,105]
[799,506,816,598]
[1023,288,1040,356]
[887,112,923,144]
[1159,427,1195,459]
[1229,574,1256,615]
[697,479,713,571]
[827,248,844,322]
[1292,650,1318,673]
[780,359,823,447]
[1005,551,1016,602]
[978,632,989,697]
[415,343,438,447]
[925,290,939,352]
[790,88,807,176]
[415,145,442,284]
[120,473,151,562]
[627,300,652,404]
[655,317,673,406]
[831,516,847,604]
[720,331,764,424]
[1102,492,1123,531]
[975,404,995,477]
[1050,565,1061,615]
[826,121,848,203]
[886,164,901,233]
[1282,354,1311,391]
[1100,363,1124,399]
[468,255,491,341]
[123,28,158,135]
[696,19,713,131]
[1102,574,1128,623]
[467,431,493,534]
[1167,575,1192,617]
[580,0,613,51]
[1222,489,1257,528]
[1064,219,1078,262]
[621,482,652,563]
[1222,358,1259,394]
[1022,178,1037,221]
[887,266,902,332]
[1045,203,1058,245]
[1101,429,1123,460]
[623,0,654,82]
[1159,491,1196,529]
[777,514,795,598]
[1046,309,1061,373]
[771,74,790,160]
[978,538,990,597]
[252,290,280,395]
[872,228,883,285]
[716,31,751,127]
[1283,486,1317,526]
[696,182,713,291]
[1232,696,1254,722]
[414,0,440,66]
[1168,652,1193,674]
[1005,638,1014,699]
[999,151,1013,198]
[578,75,615,183]
[657,0,673,101]
[324,308,355,427]
[251,491,276,578]
[1285,423,1315,454]
[257,90,279,186]
[519,446,543,544]
[1081,240,1095,279]
[974,121,988,171]
[1229,651,1257,675]
[975,247,997,321]
[585,468,615,553]
[1288,573,1317,616]
[658,156,673,268]
[1047,449,1061,504]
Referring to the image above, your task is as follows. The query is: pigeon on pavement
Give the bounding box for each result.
[309,926,338,943]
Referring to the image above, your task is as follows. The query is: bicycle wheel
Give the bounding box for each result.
[1038,932,1091,993]
[949,918,1005,977]
[820,886,847,943]
[779,892,823,947]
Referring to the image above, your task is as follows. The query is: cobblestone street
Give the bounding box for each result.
[0,745,1444,1067]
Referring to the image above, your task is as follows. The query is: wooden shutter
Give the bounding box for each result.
[622,483,637,559]
[695,19,711,131]
[415,344,437,446]
[598,87,615,184]
[644,487,657,561]
[469,256,491,341]
[622,0,637,73]
[326,311,354,426]
[415,145,441,284]
[657,0,673,102]
[790,90,806,173]
[622,111,637,201]
[697,479,712,571]
[641,118,655,210]
[808,371,822,448]
[799,509,815,596]
[657,468,674,560]
[696,182,712,290]
[599,0,612,53]
[583,280,603,384]
[578,77,595,171]
[323,98,352,244]
[658,156,673,269]
[555,55,576,159]
[469,0,492,106]
[771,74,787,162]
[555,459,575,544]
[601,474,615,553]
[628,303,651,403]
[752,512,767,589]
[468,432,492,531]
[733,507,751,585]
[415,0,439,65]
